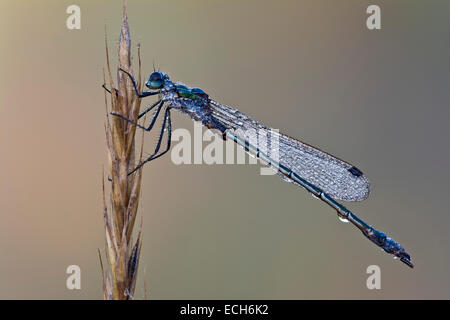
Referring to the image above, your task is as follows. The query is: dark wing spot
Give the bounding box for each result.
[348,166,363,177]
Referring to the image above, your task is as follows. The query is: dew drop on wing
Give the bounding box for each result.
[338,216,350,223]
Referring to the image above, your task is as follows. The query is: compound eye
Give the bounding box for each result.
[146,72,163,89]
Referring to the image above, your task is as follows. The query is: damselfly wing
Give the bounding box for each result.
[210,100,370,202]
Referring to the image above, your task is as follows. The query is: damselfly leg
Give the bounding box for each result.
[128,107,172,175]
[138,99,163,119]
[109,107,171,175]
[119,68,160,98]
[104,68,170,175]
[110,100,164,131]
[102,84,119,96]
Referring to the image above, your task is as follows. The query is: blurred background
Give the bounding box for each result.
[1,0,449,299]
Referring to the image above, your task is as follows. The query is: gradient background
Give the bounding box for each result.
[1,0,449,299]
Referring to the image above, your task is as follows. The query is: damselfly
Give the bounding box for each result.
[105,68,413,268]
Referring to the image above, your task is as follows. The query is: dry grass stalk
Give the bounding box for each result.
[100,4,145,300]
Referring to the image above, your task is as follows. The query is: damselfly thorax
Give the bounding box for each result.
[161,81,227,133]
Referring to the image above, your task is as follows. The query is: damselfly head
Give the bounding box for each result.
[145,71,165,89]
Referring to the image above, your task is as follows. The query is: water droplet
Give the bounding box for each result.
[310,193,319,200]
[338,216,349,223]
[393,256,398,260]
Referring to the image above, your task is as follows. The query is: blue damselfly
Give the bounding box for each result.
[105,69,413,268]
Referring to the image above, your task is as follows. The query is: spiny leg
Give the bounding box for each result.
[128,108,172,176]
[138,99,162,119]
[106,104,162,182]
[119,68,159,98]
[102,84,119,97]
[144,109,172,163]
[110,101,165,132]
